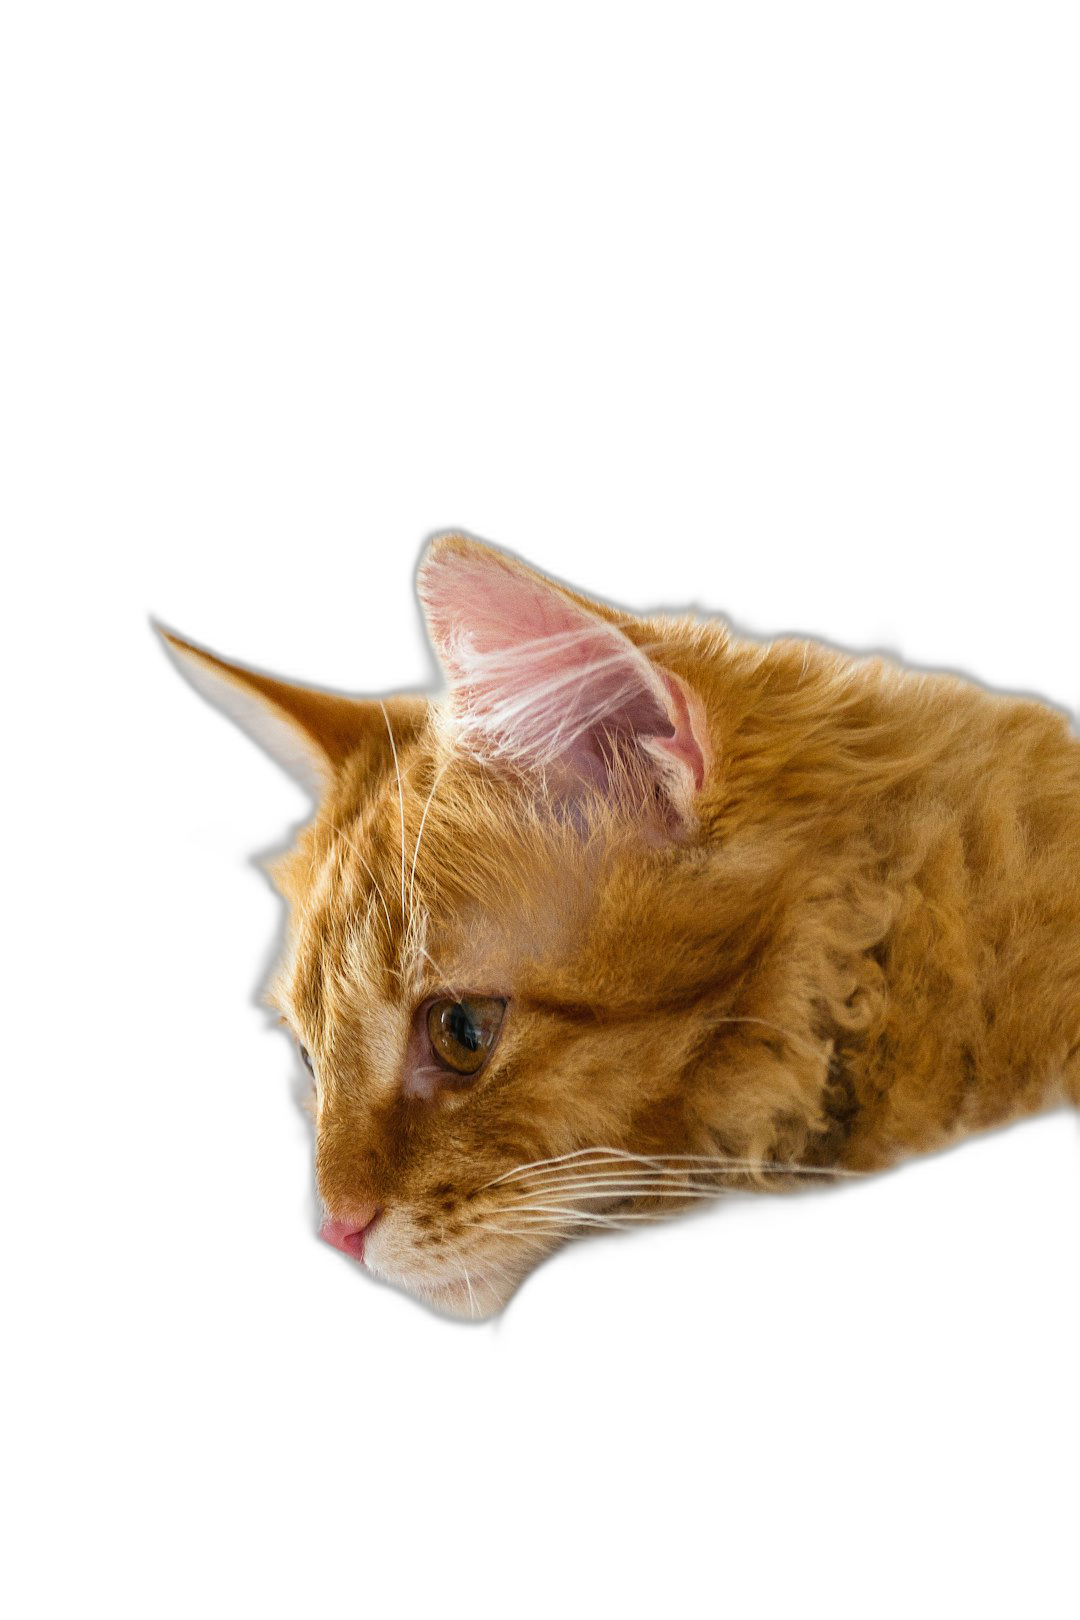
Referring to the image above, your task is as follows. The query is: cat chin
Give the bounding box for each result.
[364,1254,518,1321]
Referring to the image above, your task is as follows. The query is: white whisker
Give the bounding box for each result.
[501,1183,737,1204]
[408,757,451,915]
[379,700,407,927]
[493,1165,836,1199]
[463,1223,565,1243]
[485,1207,662,1230]
[415,942,456,989]
[484,1145,859,1189]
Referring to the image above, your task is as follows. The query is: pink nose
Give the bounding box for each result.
[319,1208,381,1261]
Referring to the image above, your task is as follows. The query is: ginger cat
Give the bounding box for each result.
[162,535,1080,1317]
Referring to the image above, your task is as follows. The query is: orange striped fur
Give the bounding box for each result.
[163,534,1080,1315]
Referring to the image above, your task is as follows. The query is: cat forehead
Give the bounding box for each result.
[271,753,604,1025]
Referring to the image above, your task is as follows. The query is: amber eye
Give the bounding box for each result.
[426,997,506,1076]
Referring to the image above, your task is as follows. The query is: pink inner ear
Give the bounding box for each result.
[653,669,708,791]
[419,547,707,805]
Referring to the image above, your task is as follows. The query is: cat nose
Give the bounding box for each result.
[319,1208,381,1261]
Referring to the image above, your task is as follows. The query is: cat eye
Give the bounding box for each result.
[426,996,506,1077]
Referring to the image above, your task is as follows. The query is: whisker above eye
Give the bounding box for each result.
[414,942,456,990]
[379,700,408,930]
[408,756,451,915]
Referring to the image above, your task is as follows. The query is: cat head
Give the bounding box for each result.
[162,535,760,1318]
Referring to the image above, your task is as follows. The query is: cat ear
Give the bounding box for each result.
[158,627,394,797]
[417,536,710,820]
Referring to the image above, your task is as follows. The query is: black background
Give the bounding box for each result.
[120,252,1080,1503]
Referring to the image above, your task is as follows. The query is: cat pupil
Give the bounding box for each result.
[448,1004,480,1051]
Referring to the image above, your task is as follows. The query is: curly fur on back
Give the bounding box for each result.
[163,534,1080,1316]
